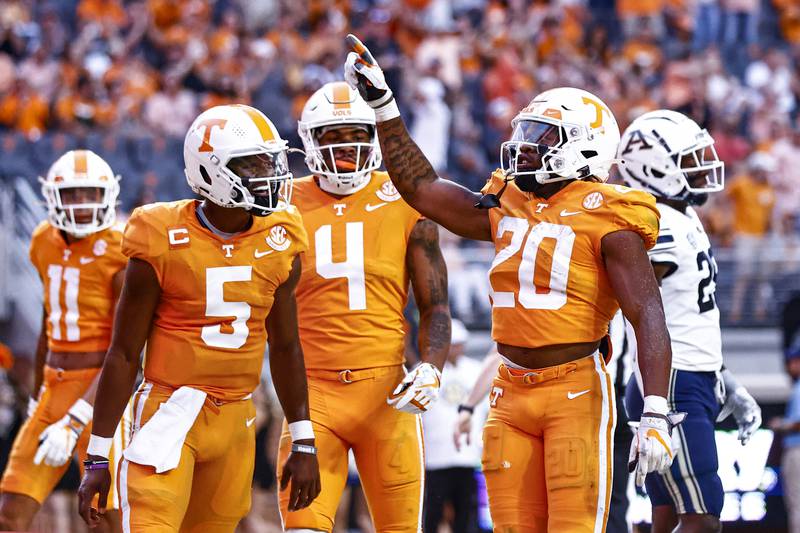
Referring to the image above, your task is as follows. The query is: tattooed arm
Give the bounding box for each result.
[344,33,491,241]
[406,219,451,371]
[378,118,492,241]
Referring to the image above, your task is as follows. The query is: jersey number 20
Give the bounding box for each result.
[489,217,576,310]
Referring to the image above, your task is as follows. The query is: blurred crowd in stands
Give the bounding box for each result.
[2,0,800,324]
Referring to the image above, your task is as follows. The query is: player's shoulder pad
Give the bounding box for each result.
[122,200,189,260]
[480,169,506,195]
[592,183,660,249]
[31,220,52,241]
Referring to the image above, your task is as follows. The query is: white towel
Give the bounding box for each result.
[123,386,207,473]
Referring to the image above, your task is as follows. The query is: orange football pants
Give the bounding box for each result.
[482,352,616,533]
[0,365,129,507]
[277,365,423,532]
[118,381,256,533]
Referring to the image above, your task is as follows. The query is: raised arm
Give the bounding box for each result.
[406,219,451,372]
[267,255,321,512]
[344,34,492,242]
[78,258,161,525]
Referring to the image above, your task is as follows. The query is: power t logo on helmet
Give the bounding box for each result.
[184,104,293,216]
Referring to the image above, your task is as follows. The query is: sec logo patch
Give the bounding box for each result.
[93,239,107,256]
[582,192,604,210]
[266,225,290,251]
[376,180,401,202]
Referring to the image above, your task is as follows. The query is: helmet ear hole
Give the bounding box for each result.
[199,166,213,186]
[651,169,665,178]
[581,150,598,159]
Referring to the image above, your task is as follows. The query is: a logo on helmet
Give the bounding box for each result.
[582,192,604,210]
[266,225,291,251]
[196,118,228,153]
[543,108,562,120]
[581,96,606,129]
[376,181,401,202]
[93,239,107,257]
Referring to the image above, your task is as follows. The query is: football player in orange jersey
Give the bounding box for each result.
[77,104,321,532]
[344,36,681,532]
[277,81,450,532]
[0,150,128,532]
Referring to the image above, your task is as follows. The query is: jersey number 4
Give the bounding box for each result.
[489,217,575,310]
[314,223,367,311]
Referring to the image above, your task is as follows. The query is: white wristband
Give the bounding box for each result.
[288,420,315,442]
[643,395,669,415]
[373,98,400,123]
[69,398,93,426]
[87,434,112,458]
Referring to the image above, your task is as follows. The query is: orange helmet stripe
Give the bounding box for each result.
[234,105,275,142]
[332,82,352,110]
[73,150,88,176]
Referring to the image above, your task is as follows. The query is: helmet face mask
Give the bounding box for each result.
[298,82,381,195]
[618,110,724,202]
[225,148,293,216]
[40,150,120,238]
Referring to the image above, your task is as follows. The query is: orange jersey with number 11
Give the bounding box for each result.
[482,172,659,349]
[29,221,127,353]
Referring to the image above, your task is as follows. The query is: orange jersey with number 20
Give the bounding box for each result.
[482,172,659,349]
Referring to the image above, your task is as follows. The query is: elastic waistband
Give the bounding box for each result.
[44,365,101,384]
[143,380,252,407]
[498,351,598,386]
[306,365,402,384]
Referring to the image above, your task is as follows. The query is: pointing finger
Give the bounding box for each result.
[345,34,376,65]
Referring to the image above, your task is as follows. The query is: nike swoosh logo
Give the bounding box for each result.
[560,209,581,217]
[365,202,388,212]
[567,390,590,400]
[79,257,95,265]
[254,249,274,258]
[246,417,256,427]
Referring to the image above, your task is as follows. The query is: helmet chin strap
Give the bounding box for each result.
[317,171,372,196]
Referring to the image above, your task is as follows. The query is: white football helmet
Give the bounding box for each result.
[618,110,724,203]
[39,150,120,238]
[501,87,620,185]
[184,104,292,216]
[298,81,381,194]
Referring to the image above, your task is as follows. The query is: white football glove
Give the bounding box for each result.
[717,369,761,445]
[27,384,44,418]
[34,398,92,467]
[344,34,399,122]
[628,396,686,487]
[387,363,442,414]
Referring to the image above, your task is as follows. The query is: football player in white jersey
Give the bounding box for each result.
[618,110,762,533]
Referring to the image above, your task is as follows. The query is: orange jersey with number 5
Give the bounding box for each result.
[29,221,127,353]
[292,172,422,371]
[122,200,308,401]
[482,171,659,348]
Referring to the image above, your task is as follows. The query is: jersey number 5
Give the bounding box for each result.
[489,217,576,310]
[201,266,252,349]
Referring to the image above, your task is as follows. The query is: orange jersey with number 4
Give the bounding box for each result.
[29,221,127,353]
[482,172,659,348]
[122,200,308,401]
[292,172,422,371]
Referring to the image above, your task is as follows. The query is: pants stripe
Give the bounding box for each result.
[592,353,615,533]
[415,415,425,533]
[121,382,151,532]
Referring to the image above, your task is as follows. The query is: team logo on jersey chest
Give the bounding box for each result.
[93,239,107,256]
[376,180,401,202]
[582,192,604,210]
[266,225,291,251]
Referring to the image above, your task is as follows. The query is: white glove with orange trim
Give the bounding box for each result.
[344,34,400,122]
[628,396,686,487]
[387,363,442,414]
[35,399,92,467]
